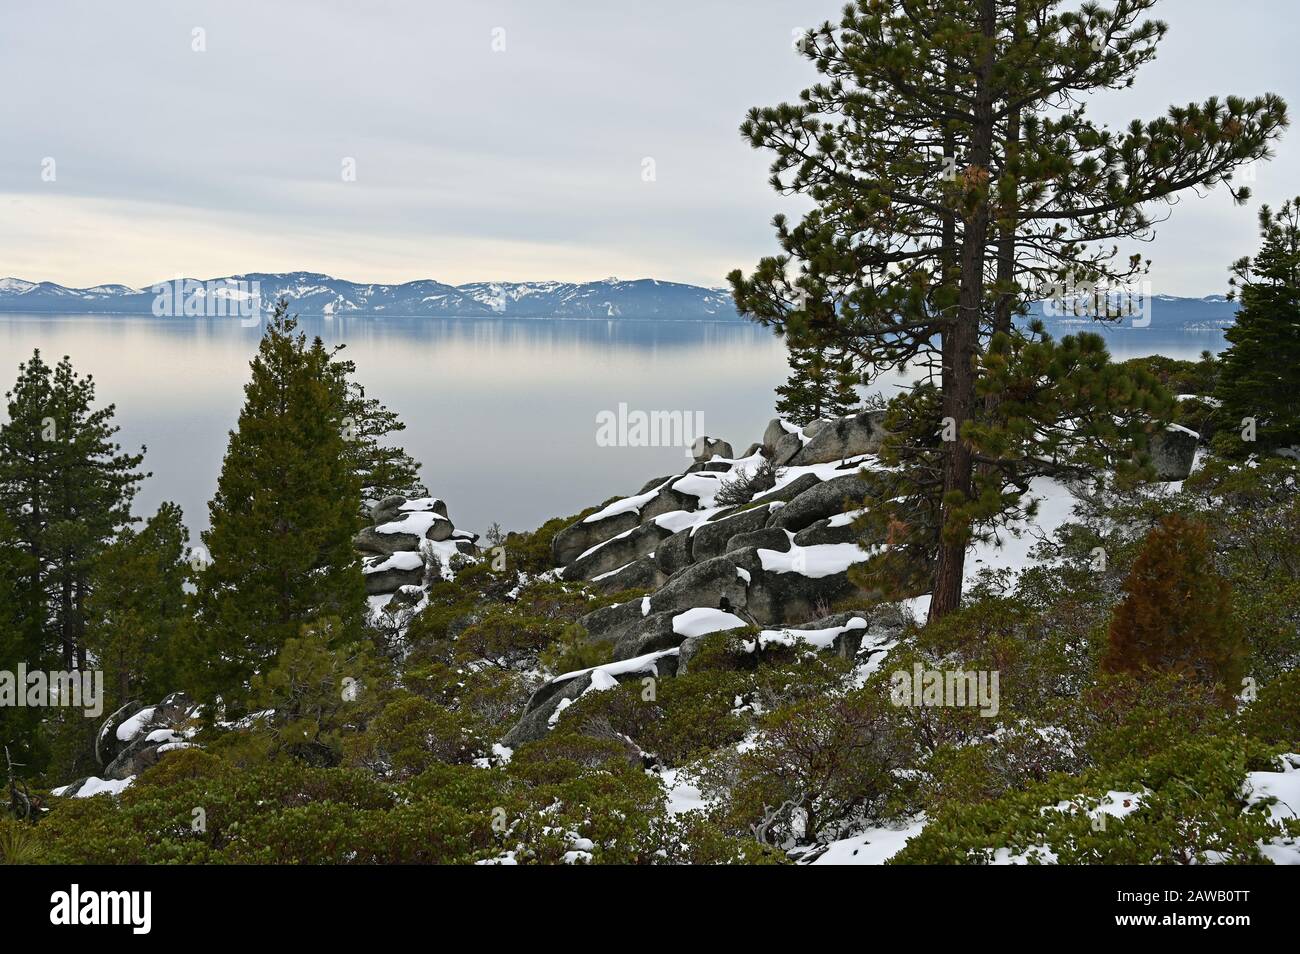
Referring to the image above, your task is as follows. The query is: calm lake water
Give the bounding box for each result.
[0,314,1228,537]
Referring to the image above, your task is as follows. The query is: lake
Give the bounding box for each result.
[0,314,1228,538]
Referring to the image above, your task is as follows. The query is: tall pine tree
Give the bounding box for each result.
[730,0,1286,618]
[0,351,146,669]
[192,303,365,708]
[0,512,44,771]
[1216,197,1300,456]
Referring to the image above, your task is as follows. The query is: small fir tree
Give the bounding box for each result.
[774,339,860,426]
[1102,515,1243,701]
[341,379,427,518]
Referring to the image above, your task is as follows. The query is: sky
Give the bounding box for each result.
[1,0,1297,297]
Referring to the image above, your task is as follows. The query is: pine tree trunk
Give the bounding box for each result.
[61,568,74,670]
[930,0,997,622]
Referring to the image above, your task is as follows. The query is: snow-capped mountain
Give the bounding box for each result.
[0,271,1240,327]
[1027,292,1239,330]
[0,272,743,320]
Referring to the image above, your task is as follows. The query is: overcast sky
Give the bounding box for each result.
[2,0,1296,296]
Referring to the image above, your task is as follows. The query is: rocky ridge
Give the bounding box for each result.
[504,410,909,747]
[501,409,1202,747]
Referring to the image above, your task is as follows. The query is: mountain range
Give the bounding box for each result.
[0,272,741,320]
[0,271,1239,328]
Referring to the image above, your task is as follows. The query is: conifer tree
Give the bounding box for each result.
[730,0,1286,618]
[1216,197,1300,456]
[0,512,44,771]
[0,351,146,668]
[84,502,191,706]
[774,338,860,426]
[341,379,427,518]
[1102,515,1242,701]
[192,302,366,708]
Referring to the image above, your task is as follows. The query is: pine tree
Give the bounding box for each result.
[192,302,366,708]
[1216,197,1300,456]
[0,512,44,771]
[341,379,426,518]
[730,0,1285,619]
[1102,515,1242,701]
[84,502,191,707]
[0,351,146,669]
[774,339,860,426]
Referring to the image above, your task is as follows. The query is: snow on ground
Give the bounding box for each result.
[991,844,1060,865]
[1053,790,1145,822]
[672,607,748,638]
[576,524,637,561]
[116,707,156,741]
[827,507,868,527]
[1244,753,1300,865]
[963,476,1077,583]
[421,539,467,580]
[654,508,715,533]
[806,817,928,865]
[551,647,681,688]
[51,776,134,799]
[582,480,671,524]
[661,768,707,816]
[591,561,634,582]
[363,551,423,574]
[744,616,866,653]
[773,454,877,491]
[671,472,726,509]
[758,541,876,579]
[375,511,446,536]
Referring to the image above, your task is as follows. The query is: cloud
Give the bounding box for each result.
[1,0,1294,295]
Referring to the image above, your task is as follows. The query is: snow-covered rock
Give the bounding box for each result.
[355,493,477,598]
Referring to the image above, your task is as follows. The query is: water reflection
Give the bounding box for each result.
[0,314,1227,535]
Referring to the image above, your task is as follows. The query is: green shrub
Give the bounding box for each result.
[710,688,903,846]
[1242,670,1300,748]
[0,818,43,864]
[343,691,488,778]
[894,735,1288,865]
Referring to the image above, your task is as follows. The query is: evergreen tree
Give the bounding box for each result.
[192,302,366,708]
[0,351,146,668]
[83,502,191,706]
[730,0,1285,618]
[341,379,427,518]
[1216,197,1300,456]
[1103,515,1242,701]
[0,512,44,771]
[774,338,860,426]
